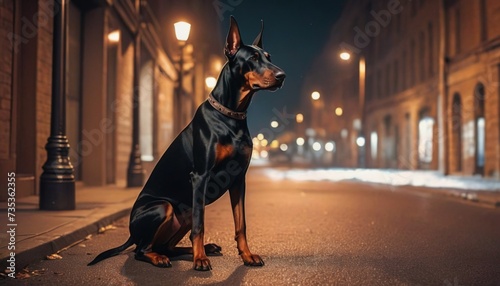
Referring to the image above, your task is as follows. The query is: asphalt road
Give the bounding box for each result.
[4,168,500,285]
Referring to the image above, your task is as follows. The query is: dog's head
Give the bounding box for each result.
[224,16,286,92]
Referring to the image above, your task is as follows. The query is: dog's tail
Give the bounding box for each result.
[87,236,134,266]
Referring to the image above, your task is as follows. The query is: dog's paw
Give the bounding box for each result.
[136,253,172,268]
[205,243,222,256]
[193,257,212,271]
[242,254,264,267]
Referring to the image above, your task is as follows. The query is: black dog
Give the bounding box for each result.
[88,16,285,271]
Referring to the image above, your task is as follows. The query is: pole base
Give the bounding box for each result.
[40,180,75,210]
[127,170,144,188]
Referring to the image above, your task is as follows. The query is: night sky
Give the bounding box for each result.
[218,0,347,135]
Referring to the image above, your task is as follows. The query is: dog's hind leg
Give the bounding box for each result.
[153,222,222,257]
[131,202,180,268]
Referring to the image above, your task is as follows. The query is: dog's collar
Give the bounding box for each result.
[207,94,247,120]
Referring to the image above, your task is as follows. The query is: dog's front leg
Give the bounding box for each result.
[230,179,264,266]
[190,171,212,271]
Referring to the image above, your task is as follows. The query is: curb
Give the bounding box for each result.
[1,206,132,271]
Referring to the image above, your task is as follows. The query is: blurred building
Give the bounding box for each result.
[303,0,500,178]
[0,0,223,201]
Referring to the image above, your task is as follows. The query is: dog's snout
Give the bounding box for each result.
[275,71,286,81]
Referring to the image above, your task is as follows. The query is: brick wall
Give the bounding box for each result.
[0,0,14,160]
[35,0,53,194]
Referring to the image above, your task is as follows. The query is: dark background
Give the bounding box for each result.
[218,0,347,134]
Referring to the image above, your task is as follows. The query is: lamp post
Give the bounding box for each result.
[127,0,144,187]
[340,51,366,167]
[174,21,191,134]
[40,0,75,210]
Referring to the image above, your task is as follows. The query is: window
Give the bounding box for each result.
[402,49,407,90]
[139,59,154,162]
[371,132,378,161]
[394,60,399,92]
[418,117,434,163]
[386,64,391,96]
[419,31,425,82]
[410,39,416,85]
[455,7,461,54]
[476,117,485,167]
[474,83,485,173]
[428,22,434,76]
[451,94,462,172]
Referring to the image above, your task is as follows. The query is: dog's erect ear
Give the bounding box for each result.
[252,20,264,49]
[225,16,242,57]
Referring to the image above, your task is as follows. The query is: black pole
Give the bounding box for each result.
[175,43,185,134]
[127,0,144,187]
[40,0,75,210]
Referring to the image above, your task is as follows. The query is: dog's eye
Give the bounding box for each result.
[249,53,259,61]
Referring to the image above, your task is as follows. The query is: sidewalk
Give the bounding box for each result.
[0,185,141,271]
[2,167,500,273]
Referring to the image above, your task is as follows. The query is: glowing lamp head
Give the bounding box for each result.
[340,52,351,61]
[174,21,191,42]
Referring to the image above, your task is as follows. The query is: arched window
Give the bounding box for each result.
[418,108,434,165]
[474,83,485,174]
[451,93,462,172]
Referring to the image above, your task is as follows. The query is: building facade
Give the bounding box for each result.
[0,0,223,201]
[303,0,500,178]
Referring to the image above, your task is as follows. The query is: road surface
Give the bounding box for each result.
[4,168,500,285]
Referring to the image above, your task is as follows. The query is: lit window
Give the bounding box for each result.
[140,60,154,162]
[476,117,485,167]
[370,132,378,160]
[418,117,434,163]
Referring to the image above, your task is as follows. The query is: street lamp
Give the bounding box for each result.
[296,113,304,123]
[339,51,351,61]
[335,107,343,116]
[311,91,320,100]
[340,51,366,167]
[205,76,217,89]
[174,21,191,42]
[40,0,75,210]
[174,21,191,134]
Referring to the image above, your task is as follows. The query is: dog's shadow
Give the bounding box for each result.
[121,252,248,285]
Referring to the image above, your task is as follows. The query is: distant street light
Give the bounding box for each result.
[335,107,343,116]
[311,91,320,100]
[325,142,335,152]
[296,113,304,123]
[312,142,322,151]
[356,136,366,147]
[296,137,305,146]
[205,76,217,89]
[280,144,288,151]
[340,51,351,61]
[271,120,279,128]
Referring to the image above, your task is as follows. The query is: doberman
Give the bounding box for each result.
[88,16,285,271]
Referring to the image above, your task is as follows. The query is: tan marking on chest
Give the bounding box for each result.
[215,143,234,163]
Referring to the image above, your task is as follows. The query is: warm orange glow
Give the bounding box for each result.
[296,113,304,123]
